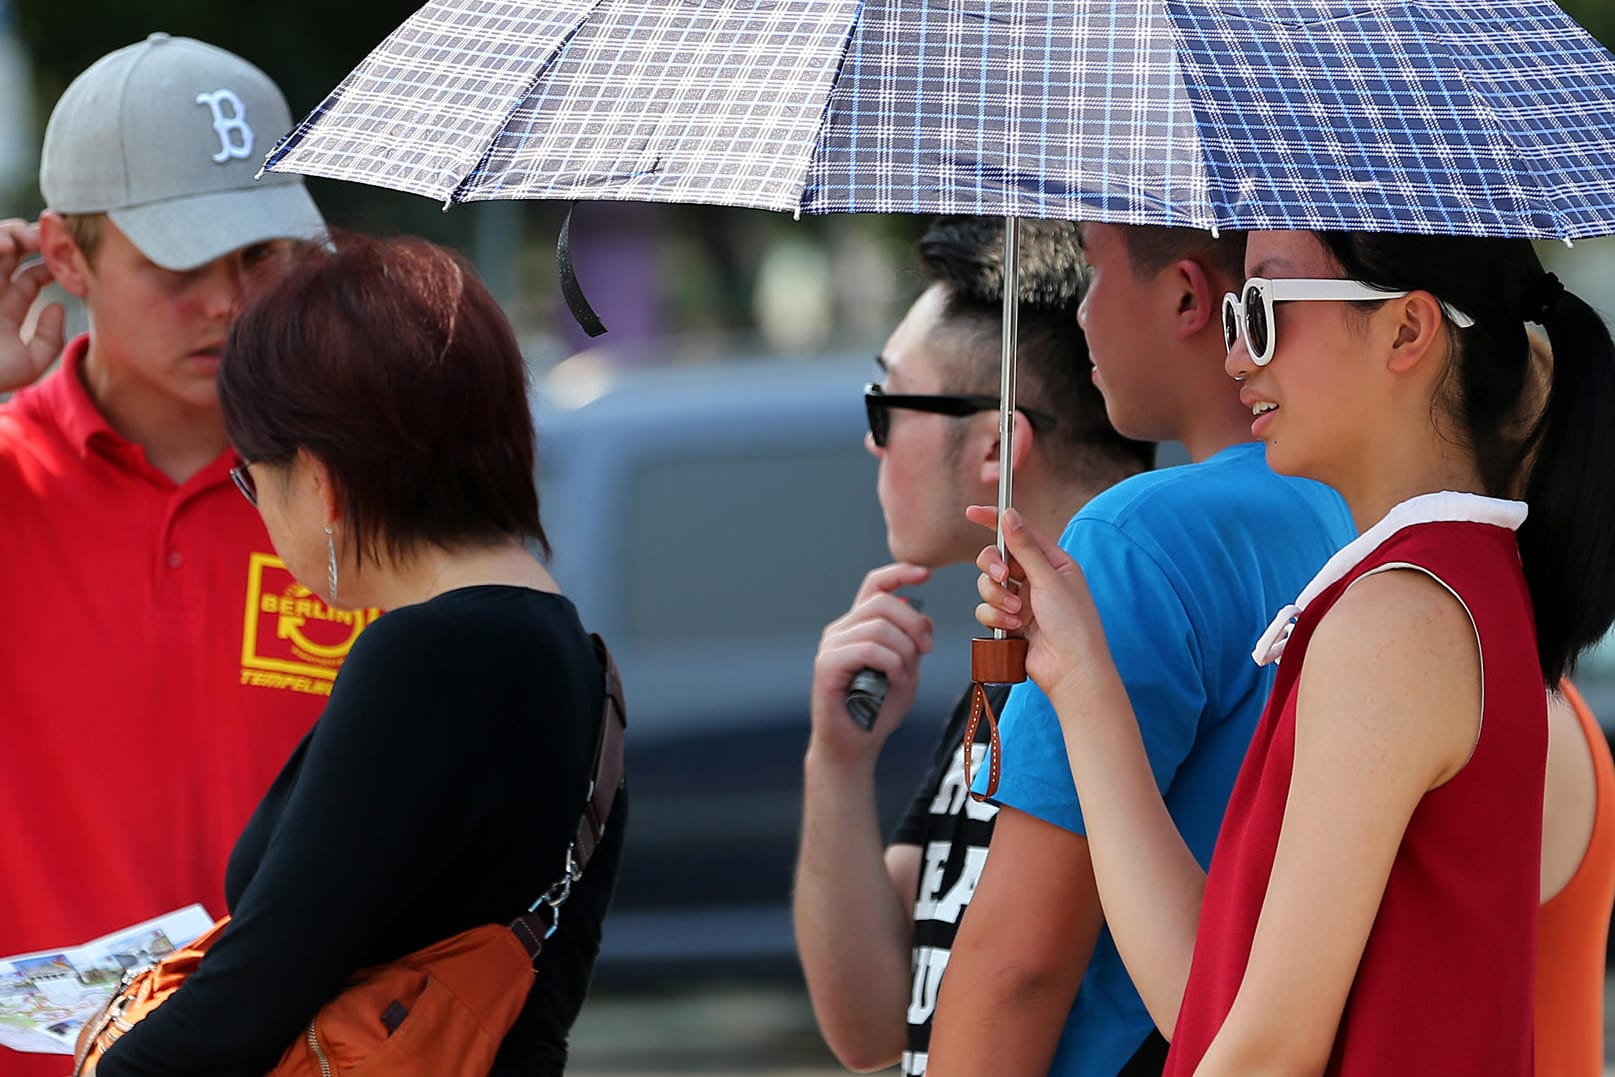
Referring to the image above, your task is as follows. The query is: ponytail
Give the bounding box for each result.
[1517,282,1615,683]
[1321,233,1615,684]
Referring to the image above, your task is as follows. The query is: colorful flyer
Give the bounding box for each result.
[0,905,214,1055]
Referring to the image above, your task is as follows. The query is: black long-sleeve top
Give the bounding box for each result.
[100,585,627,1077]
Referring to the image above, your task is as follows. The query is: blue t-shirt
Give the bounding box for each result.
[971,442,1353,1077]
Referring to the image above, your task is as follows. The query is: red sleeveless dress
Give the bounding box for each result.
[1164,493,1545,1076]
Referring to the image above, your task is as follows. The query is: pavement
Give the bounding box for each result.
[569,973,1615,1075]
[569,982,840,1075]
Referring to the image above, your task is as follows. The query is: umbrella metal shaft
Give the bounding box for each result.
[996,216,1021,642]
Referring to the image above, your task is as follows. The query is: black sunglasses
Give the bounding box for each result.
[230,456,258,507]
[864,382,1058,448]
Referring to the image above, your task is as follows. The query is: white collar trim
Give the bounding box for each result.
[1252,491,1527,667]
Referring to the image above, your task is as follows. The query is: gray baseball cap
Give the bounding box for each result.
[40,33,325,271]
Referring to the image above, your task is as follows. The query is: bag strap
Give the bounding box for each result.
[510,632,627,963]
[575,633,627,868]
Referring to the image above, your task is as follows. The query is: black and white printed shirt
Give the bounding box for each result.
[889,683,1172,1077]
[890,683,1007,1076]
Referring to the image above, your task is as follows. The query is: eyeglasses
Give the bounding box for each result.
[864,382,1058,449]
[229,456,258,507]
[1222,277,1477,368]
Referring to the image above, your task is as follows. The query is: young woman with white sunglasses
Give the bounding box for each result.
[971,229,1615,1075]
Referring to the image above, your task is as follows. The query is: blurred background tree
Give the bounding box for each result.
[1564,0,1615,51]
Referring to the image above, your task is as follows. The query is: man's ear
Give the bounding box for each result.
[1167,257,1219,340]
[980,409,1037,487]
[37,212,91,299]
[1385,291,1449,376]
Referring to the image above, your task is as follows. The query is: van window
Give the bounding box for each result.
[625,444,887,643]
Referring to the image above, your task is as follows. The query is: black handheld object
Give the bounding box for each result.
[844,598,924,731]
[845,669,888,731]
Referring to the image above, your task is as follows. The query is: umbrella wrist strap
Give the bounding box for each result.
[962,682,1002,803]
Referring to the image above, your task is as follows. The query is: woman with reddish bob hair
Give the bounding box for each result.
[95,234,626,1077]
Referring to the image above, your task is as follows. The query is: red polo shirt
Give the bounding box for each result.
[0,338,376,1067]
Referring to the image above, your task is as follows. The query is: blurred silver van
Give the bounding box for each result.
[532,350,985,981]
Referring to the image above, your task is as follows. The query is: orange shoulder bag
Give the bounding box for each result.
[74,634,627,1077]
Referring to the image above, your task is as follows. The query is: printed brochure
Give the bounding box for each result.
[0,905,213,1054]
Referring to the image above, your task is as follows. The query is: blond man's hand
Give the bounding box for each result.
[0,219,66,394]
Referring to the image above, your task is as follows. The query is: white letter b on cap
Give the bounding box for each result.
[195,89,254,163]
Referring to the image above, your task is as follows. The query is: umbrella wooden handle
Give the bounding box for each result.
[972,636,1028,685]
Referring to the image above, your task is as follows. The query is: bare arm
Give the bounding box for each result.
[1193,572,1481,1075]
[796,754,922,1071]
[1048,663,1206,1034]
[925,806,1104,1076]
[971,507,1205,1031]
[794,563,934,1071]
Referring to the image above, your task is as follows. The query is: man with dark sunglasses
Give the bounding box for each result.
[863,382,1059,449]
[794,216,1153,1077]
[924,223,1354,1077]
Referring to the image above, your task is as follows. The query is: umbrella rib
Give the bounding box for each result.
[794,7,864,218]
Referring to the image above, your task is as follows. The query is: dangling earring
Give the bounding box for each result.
[325,524,339,604]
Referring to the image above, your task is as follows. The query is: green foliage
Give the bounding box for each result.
[1561,0,1615,50]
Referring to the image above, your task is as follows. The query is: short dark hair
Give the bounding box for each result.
[219,232,547,564]
[1119,224,1247,287]
[1320,231,1615,685]
[915,216,1153,487]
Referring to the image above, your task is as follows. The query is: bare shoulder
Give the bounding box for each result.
[1310,567,1479,665]
[1297,568,1482,784]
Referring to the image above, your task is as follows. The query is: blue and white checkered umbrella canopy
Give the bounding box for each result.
[265,0,1615,240]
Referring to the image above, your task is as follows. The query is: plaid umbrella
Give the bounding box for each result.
[265,0,1615,241]
[261,0,1615,690]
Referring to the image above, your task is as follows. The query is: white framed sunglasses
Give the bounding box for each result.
[1222,277,1477,367]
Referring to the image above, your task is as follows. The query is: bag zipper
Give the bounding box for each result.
[306,1020,335,1077]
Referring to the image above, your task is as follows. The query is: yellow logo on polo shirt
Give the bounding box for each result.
[240,553,381,697]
